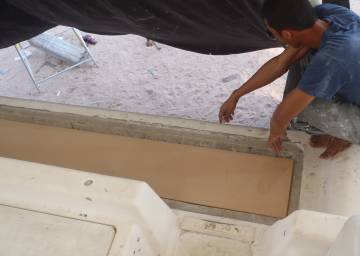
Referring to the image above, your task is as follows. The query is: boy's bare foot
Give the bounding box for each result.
[310,134,332,148]
[310,135,351,159]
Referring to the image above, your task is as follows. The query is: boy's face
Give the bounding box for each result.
[266,23,302,48]
[266,26,287,45]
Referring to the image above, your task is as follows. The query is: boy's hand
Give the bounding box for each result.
[269,119,287,153]
[269,88,315,153]
[219,96,238,123]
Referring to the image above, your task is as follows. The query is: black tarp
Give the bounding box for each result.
[2,0,280,54]
[1,0,350,54]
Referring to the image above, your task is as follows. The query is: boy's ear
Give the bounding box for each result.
[281,30,293,40]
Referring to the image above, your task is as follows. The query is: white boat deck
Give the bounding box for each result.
[0,155,359,256]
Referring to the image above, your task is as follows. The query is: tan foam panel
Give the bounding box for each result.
[0,119,293,218]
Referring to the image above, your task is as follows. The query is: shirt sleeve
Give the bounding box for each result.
[315,3,358,28]
[298,53,349,100]
[315,4,350,19]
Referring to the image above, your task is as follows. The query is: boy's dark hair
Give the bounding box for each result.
[262,0,318,31]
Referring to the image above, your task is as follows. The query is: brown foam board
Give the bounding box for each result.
[0,119,294,218]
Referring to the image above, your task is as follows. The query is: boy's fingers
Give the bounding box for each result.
[277,138,283,151]
[269,137,282,153]
[219,109,236,123]
[270,142,276,152]
[219,109,225,123]
[273,141,280,152]
[269,137,277,152]
[273,142,280,152]
[271,142,279,152]
[223,115,228,123]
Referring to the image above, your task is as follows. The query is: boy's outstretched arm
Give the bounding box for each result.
[269,88,315,152]
[219,46,310,123]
